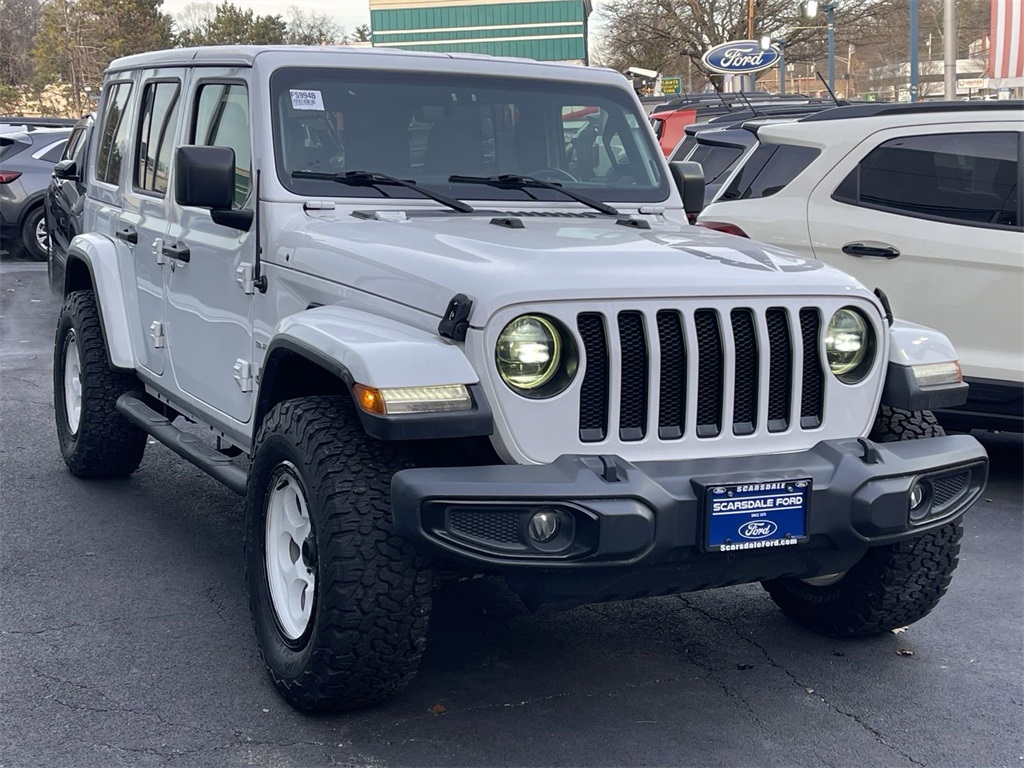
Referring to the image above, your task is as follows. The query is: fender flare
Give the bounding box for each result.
[256,306,492,440]
[64,233,135,370]
[882,319,968,411]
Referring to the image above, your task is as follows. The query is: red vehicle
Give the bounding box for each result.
[650,107,697,157]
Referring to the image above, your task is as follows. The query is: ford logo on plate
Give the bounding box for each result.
[738,520,778,539]
[701,40,781,74]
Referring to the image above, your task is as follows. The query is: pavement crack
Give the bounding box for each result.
[677,596,925,768]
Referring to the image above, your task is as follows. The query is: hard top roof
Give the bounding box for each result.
[799,100,1024,122]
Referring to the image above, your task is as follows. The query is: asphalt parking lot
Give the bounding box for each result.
[1,254,1021,768]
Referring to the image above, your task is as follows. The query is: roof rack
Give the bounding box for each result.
[800,100,1023,122]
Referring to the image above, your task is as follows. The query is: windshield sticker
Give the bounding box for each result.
[290,89,325,111]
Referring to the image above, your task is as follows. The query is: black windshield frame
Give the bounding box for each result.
[269,67,671,204]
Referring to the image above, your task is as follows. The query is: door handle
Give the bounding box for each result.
[114,225,138,245]
[842,242,900,259]
[161,242,191,263]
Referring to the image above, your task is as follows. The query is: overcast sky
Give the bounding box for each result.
[162,0,609,40]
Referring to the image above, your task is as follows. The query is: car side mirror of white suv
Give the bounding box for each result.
[174,145,253,231]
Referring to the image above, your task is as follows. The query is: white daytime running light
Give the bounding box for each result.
[379,384,472,414]
[912,361,962,388]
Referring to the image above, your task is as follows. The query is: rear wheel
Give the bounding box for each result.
[53,290,147,477]
[21,205,48,261]
[762,407,960,637]
[244,396,432,711]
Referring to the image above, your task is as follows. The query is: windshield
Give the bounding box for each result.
[270,68,669,204]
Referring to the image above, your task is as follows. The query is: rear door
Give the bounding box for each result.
[807,124,1023,384]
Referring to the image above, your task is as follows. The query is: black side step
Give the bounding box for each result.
[116,394,248,496]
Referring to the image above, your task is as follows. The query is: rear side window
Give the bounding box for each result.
[192,83,251,207]
[670,135,697,161]
[96,82,133,185]
[39,140,67,163]
[135,81,182,195]
[689,142,745,184]
[720,143,820,201]
[833,132,1020,230]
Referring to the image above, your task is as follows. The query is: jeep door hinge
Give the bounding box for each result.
[154,238,166,265]
[235,263,256,295]
[232,359,254,393]
[149,321,165,349]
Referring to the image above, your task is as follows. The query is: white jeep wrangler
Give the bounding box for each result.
[52,46,988,712]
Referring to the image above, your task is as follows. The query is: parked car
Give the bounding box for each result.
[53,46,985,713]
[45,115,93,289]
[698,101,1024,431]
[0,117,76,136]
[0,127,71,259]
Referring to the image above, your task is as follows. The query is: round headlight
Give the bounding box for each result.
[825,308,873,381]
[496,315,577,397]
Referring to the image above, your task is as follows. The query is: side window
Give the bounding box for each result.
[95,82,133,185]
[62,128,85,162]
[135,81,181,195]
[720,143,819,201]
[192,83,251,207]
[40,140,67,163]
[833,132,1020,229]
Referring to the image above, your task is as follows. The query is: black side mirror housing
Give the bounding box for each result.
[52,159,78,181]
[175,145,236,210]
[669,160,706,220]
[175,146,252,231]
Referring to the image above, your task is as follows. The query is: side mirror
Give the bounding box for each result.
[669,160,706,220]
[175,146,252,231]
[53,159,78,181]
[175,145,235,209]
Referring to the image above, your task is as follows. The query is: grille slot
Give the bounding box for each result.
[617,311,649,441]
[695,309,724,438]
[730,309,758,435]
[577,313,609,442]
[799,309,824,429]
[931,472,969,508]
[656,310,686,440]
[766,308,792,432]
[448,509,521,545]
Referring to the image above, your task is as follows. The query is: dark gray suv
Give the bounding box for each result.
[0,127,71,260]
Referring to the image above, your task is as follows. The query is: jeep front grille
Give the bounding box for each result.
[576,306,825,443]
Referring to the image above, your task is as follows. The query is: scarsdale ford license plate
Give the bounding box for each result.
[706,480,810,552]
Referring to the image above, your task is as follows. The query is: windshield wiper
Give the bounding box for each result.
[448,174,619,216]
[292,170,474,213]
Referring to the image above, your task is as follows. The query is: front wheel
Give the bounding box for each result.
[244,396,432,712]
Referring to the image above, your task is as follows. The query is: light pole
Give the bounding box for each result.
[910,0,919,102]
[759,35,788,95]
[801,1,837,94]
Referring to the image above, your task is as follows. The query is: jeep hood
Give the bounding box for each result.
[273,211,873,324]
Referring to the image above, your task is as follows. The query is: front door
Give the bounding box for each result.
[163,76,255,422]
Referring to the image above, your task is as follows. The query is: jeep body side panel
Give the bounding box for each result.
[63,235,136,370]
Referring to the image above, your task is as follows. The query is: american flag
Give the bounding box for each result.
[989,0,1023,78]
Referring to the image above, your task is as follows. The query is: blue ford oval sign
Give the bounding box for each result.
[702,40,780,74]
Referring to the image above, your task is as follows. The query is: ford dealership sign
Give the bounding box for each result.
[701,40,780,74]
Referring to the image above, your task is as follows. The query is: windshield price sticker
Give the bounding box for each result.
[290,89,325,111]
[706,480,810,552]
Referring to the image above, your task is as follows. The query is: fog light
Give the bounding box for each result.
[909,482,926,519]
[528,509,560,543]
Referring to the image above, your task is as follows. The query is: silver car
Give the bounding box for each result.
[0,127,71,260]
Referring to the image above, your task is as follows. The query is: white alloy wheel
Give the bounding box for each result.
[35,217,49,252]
[63,331,82,435]
[265,463,316,640]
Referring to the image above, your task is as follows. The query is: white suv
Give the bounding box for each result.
[52,49,987,712]
[698,102,1023,431]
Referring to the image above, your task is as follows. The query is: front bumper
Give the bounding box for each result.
[392,435,987,609]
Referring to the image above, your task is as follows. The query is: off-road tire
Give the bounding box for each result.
[21,205,48,261]
[763,407,958,637]
[53,290,147,477]
[870,405,945,442]
[762,521,963,637]
[244,396,432,712]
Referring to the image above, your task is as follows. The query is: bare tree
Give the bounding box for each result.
[286,6,345,46]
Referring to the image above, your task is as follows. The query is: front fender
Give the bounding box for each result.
[65,233,134,370]
[883,319,968,410]
[270,305,481,388]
